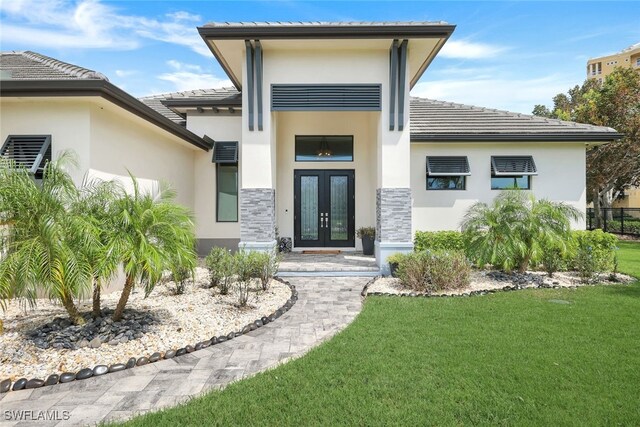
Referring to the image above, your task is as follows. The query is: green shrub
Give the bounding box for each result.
[462,191,581,272]
[233,251,259,306]
[397,252,432,292]
[540,240,570,277]
[253,251,280,291]
[414,231,464,252]
[605,220,640,235]
[171,266,192,295]
[397,250,471,293]
[570,230,618,281]
[387,253,407,265]
[428,250,471,290]
[205,247,230,288]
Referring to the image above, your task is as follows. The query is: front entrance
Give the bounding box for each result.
[294,169,355,248]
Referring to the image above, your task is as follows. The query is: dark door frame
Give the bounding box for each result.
[293,169,355,248]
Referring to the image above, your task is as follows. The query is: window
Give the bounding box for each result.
[490,155,537,190]
[211,140,239,222]
[216,164,238,222]
[636,58,640,66]
[426,156,470,190]
[295,136,353,162]
[1,135,52,180]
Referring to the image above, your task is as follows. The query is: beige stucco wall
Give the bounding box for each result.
[186,113,242,239]
[88,100,196,209]
[0,97,91,184]
[275,111,378,250]
[411,142,587,232]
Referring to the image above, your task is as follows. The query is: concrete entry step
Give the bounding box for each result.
[278,270,381,278]
[278,251,379,275]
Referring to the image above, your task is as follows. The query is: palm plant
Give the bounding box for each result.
[73,177,124,317]
[0,153,96,325]
[461,190,582,273]
[107,177,196,322]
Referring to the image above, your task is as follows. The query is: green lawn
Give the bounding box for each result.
[123,241,640,426]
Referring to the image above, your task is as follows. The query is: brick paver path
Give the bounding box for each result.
[0,277,365,427]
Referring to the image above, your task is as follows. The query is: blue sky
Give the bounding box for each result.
[1,1,638,113]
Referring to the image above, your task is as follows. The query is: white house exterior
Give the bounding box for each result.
[0,22,622,273]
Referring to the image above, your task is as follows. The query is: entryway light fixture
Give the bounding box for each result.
[316,137,333,157]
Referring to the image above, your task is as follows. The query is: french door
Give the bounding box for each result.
[294,170,355,248]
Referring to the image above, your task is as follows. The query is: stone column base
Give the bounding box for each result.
[375,241,413,275]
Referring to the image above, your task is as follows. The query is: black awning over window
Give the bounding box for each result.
[212,141,238,164]
[491,156,537,176]
[426,156,470,176]
[1,135,51,174]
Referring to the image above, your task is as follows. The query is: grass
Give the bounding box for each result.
[123,241,640,426]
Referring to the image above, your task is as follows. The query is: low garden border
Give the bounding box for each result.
[0,278,298,394]
[361,277,611,299]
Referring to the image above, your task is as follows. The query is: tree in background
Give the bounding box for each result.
[533,68,640,226]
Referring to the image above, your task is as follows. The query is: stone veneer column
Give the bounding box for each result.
[239,188,277,251]
[376,188,413,274]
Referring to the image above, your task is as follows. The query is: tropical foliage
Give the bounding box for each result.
[533,67,640,226]
[0,153,96,324]
[108,179,196,321]
[461,190,582,272]
[0,151,197,324]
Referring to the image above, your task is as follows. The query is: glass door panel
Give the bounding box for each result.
[300,176,319,241]
[329,176,348,241]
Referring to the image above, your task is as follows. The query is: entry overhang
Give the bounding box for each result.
[197,21,456,90]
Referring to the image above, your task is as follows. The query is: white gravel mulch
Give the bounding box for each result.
[0,267,291,381]
[368,270,636,296]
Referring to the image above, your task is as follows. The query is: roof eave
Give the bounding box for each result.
[197,23,456,91]
[0,80,212,151]
[410,132,624,143]
[197,24,456,40]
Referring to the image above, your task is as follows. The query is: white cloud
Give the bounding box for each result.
[157,61,231,92]
[0,0,209,56]
[411,74,577,114]
[439,39,508,59]
[157,72,232,92]
[115,69,137,77]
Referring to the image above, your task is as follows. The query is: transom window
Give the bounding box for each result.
[426,156,470,191]
[295,136,353,162]
[490,155,537,190]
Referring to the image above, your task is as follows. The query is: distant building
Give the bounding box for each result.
[587,43,640,83]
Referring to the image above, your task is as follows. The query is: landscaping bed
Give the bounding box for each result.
[0,267,290,382]
[368,270,634,296]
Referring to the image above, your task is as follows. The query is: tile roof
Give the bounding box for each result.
[141,87,620,141]
[410,97,619,140]
[139,88,242,126]
[0,51,108,81]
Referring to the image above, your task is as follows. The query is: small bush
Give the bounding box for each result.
[605,220,640,235]
[205,247,229,288]
[387,253,407,265]
[171,267,192,295]
[414,231,464,252]
[253,251,280,291]
[233,251,259,307]
[428,250,471,290]
[397,252,432,292]
[397,250,471,293]
[570,230,618,282]
[540,240,570,277]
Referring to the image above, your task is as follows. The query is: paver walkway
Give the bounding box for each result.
[0,277,365,427]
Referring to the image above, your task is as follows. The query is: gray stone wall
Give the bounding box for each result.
[240,188,276,242]
[376,188,412,242]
